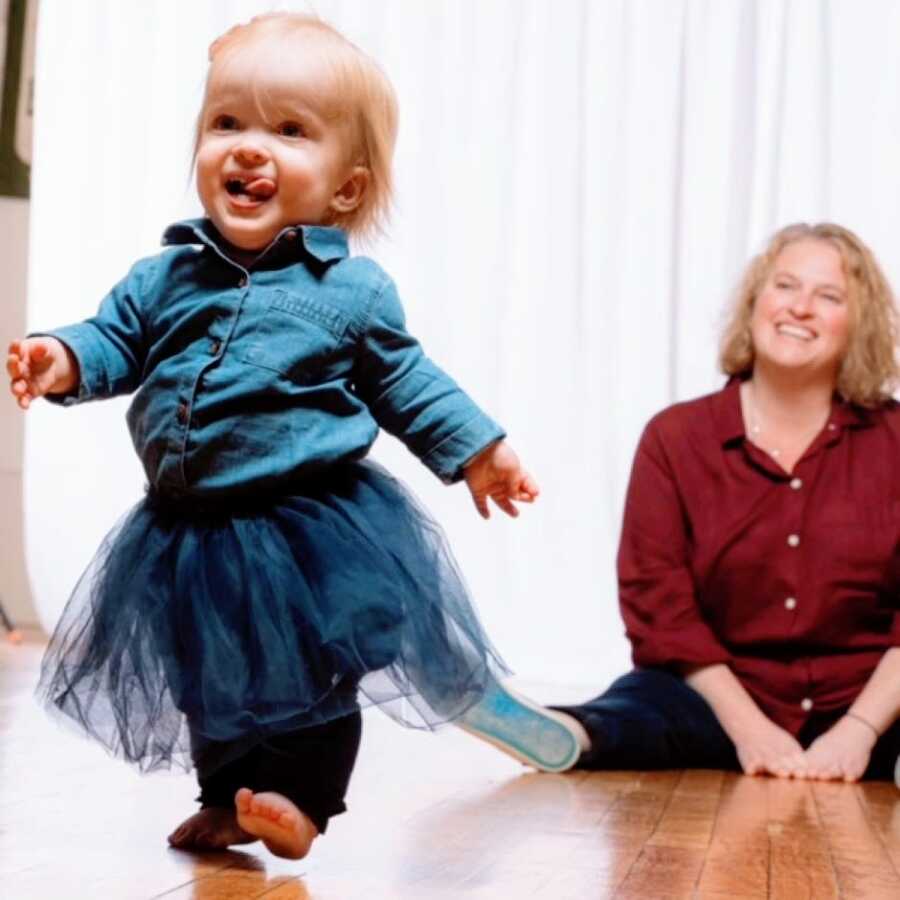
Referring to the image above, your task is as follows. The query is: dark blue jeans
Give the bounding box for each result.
[556,669,900,780]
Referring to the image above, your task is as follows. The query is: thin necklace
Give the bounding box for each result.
[745,381,830,460]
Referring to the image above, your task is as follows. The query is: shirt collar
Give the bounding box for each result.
[712,374,876,447]
[161,218,349,265]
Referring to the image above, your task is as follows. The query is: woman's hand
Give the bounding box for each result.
[683,663,807,778]
[802,715,877,782]
[6,337,78,409]
[463,440,539,519]
[731,717,808,778]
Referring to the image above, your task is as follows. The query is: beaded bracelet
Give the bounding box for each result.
[845,711,880,738]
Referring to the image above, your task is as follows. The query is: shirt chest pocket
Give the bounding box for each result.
[236,289,350,384]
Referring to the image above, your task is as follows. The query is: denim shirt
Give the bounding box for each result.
[46,218,504,498]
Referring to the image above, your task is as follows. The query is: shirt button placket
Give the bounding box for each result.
[784,472,803,619]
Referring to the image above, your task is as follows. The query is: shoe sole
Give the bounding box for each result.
[456,679,581,773]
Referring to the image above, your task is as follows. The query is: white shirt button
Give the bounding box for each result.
[787,534,800,547]
[790,478,802,490]
[785,597,797,610]
[827,423,837,431]
[801,698,813,712]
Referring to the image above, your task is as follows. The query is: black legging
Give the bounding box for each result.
[194,712,363,833]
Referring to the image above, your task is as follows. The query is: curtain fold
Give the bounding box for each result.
[26,0,900,686]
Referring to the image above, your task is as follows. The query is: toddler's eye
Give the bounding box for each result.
[212,114,239,131]
[278,121,305,138]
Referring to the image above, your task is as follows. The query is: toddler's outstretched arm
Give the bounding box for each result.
[7,337,79,409]
[463,440,539,519]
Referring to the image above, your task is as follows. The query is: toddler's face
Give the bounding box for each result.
[196,40,359,250]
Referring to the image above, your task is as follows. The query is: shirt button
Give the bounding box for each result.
[177,402,189,425]
[801,698,813,712]
[827,423,837,431]
[787,534,800,547]
[238,276,248,288]
[784,597,797,610]
[285,229,297,240]
[789,478,802,490]
[210,338,222,355]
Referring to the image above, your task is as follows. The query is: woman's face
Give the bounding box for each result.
[750,238,851,383]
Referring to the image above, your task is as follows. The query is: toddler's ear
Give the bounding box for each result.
[330,166,369,214]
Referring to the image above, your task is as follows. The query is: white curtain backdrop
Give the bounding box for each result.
[24,0,900,690]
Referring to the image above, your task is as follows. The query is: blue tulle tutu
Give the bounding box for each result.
[38,461,508,772]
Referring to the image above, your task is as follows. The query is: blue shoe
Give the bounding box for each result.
[457,679,582,773]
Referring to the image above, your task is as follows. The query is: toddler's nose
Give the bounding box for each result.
[233,143,269,168]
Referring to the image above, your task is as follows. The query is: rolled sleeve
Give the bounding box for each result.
[421,415,505,484]
[618,421,731,669]
[355,276,505,483]
[39,323,115,406]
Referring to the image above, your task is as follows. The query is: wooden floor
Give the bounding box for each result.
[5,641,900,899]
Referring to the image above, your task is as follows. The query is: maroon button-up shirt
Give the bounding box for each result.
[619,377,900,736]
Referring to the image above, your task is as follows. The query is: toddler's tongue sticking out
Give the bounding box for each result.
[227,177,276,200]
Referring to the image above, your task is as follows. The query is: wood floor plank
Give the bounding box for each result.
[646,769,724,851]
[857,778,900,879]
[694,774,768,899]
[154,870,307,899]
[5,642,900,899]
[614,844,706,899]
[813,780,900,898]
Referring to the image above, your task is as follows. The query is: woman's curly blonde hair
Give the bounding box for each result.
[719,223,900,407]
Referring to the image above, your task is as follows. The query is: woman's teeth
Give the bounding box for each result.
[776,324,814,341]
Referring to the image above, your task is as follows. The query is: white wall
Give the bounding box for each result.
[0,196,36,628]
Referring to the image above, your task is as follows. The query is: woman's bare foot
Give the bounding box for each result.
[167,807,256,850]
[234,787,318,860]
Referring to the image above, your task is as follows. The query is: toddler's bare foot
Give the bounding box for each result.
[167,807,256,851]
[235,787,318,860]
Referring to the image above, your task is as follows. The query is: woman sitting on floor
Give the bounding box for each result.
[470,222,900,783]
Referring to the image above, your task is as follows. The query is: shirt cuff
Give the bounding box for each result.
[421,416,506,484]
[32,325,110,406]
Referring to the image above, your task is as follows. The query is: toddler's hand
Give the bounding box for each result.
[7,338,78,409]
[463,440,539,519]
